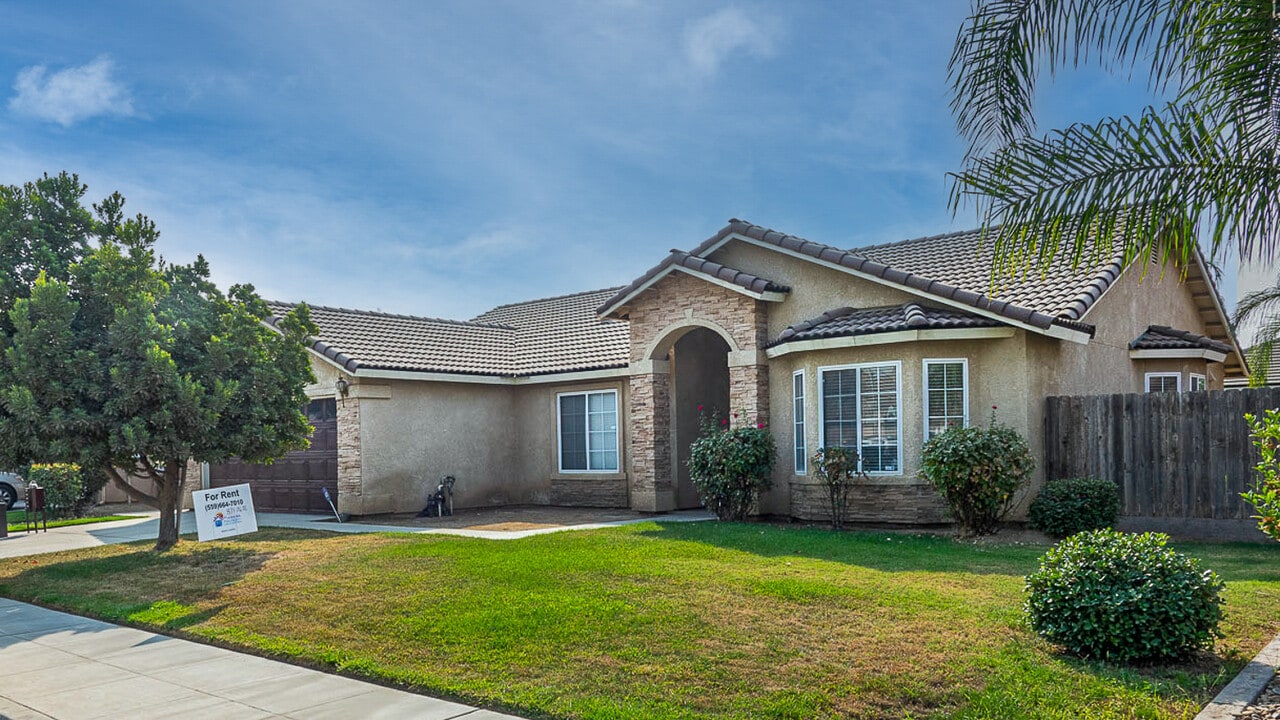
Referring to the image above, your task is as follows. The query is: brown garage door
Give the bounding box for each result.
[209,399,338,513]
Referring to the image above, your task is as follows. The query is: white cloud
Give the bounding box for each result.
[682,7,774,79]
[9,56,134,126]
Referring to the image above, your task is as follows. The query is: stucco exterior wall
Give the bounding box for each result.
[347,379,518,515]
[512,378,632,508]
[1031,261,1220,399]
[765,333,1032,522]
[708,240,921,337]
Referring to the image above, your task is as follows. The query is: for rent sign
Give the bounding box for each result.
[192,484,259,541]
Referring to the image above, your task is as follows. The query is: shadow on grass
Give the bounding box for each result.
[636,520,1280,582]
[0,543,275,630]
[637,519,1051,576]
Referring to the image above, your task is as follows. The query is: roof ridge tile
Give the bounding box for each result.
[268,301,514,330]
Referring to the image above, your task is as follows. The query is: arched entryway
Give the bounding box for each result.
[670,328,731,508]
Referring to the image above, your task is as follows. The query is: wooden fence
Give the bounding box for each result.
[1044,387,1280,522]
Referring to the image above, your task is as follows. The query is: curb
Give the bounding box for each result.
[1196,634,1280,719]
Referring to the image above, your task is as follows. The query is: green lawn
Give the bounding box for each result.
[4,514,138,533]
[0,522,1276,720]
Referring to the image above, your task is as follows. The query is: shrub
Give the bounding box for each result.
[1025,529,1224,663]
[1027,477,1121,538]
[812,446,862,530]
[920,409,1034,535]
[1244,410,1280,542]
[26,463,86,519]
[688,415,776,521]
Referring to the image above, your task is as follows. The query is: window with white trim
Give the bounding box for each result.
[1189,373,1207,391]
[1145,372,1181,393]
[924,359,968,439]
[821,362,901,473]
[793,370,806,474]
[558,390,619,472]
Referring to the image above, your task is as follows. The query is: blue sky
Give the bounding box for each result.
[0,0,1213,319]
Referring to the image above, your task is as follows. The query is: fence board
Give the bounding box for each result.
[1044,388,1277,521]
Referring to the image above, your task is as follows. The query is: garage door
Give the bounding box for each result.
[208,398,339,513]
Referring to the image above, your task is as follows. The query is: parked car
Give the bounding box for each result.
[0,472,24,511]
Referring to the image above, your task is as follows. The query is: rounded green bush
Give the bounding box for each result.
[1025,529,1224,663]
[25,463,86,519]
[1027,477,1121,538]
[920,419,1034,535]
[688,420,776,521]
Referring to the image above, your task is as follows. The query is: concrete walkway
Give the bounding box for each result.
[0,508,712,559]
[0,599,520,719]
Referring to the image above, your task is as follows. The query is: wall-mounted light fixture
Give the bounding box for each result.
[335,377,350,398]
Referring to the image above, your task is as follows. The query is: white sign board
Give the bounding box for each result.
[192,484,259,541]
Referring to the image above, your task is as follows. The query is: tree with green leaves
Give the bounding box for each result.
[949,1,1279,277]
[0,174,317,550]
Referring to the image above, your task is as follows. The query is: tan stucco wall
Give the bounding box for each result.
[709,240,920,336]
[1031,261,1220,399]
[512,378,631,508]
[352,379,518,514]
[763,334,1033,517]
[326,369,632,516]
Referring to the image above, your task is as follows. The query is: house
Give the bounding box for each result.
[213,219,1244,523]
[1225,343,1280,388]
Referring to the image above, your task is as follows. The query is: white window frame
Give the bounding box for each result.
[556,389,619,473]
[922,358,969,440]
[793,370,806,475]
[1189,372,1207,391]
[1144,372,1182,393]
[818,360,903,476]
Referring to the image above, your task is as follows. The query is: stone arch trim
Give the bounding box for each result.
[642,318,742,361]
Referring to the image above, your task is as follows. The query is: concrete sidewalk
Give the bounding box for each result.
[0,508,711,559]
[0,599,521,720]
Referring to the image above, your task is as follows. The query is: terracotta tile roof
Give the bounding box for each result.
[471,287,631,375]
[269,288,631,379]
[266,303,515,375]
[597,250,789,316]
[621,218,1111,336]
[769,303,1005,347]
[1130,325,1233,355]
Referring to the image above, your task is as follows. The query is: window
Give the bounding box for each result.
[558,390,618,472]
[305,398,337,422]
[1189,373,1207,391]
[1145,372,1181,393]
[923,359,968,439]
[793,371,806,475]
[820,362,901,474]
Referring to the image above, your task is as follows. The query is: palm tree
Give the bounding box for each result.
[1233,281,1280,385]
[949,1,1280,279]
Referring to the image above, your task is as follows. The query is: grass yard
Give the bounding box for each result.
[0,522,1277,719]
[3,514,137,533]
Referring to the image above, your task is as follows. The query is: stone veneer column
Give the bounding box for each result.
[728,351,769,429]
[629,361,674,512]
[337,395,362,515]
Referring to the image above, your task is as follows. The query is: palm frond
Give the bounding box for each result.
[950,0,1197,156]
[1179,0,1280,171]
[949,103,1280,277]
[1232,282,1280,329]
